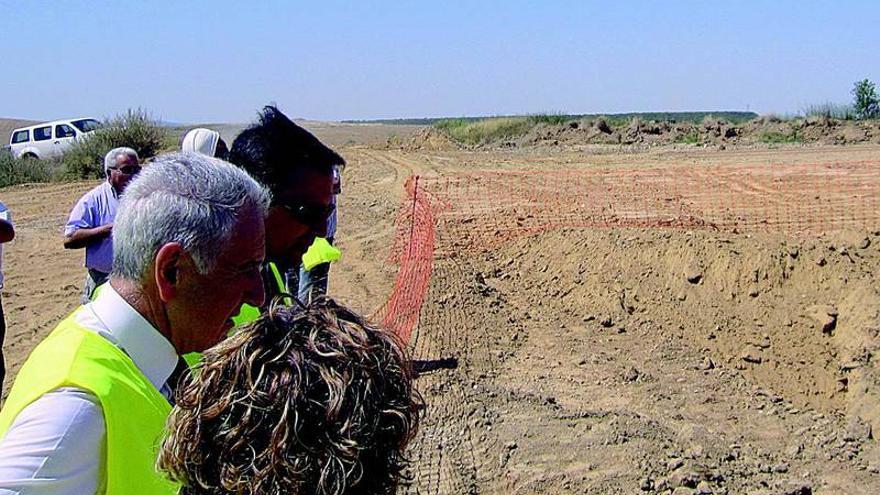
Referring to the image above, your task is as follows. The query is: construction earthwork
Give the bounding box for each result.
[2,126,879,494]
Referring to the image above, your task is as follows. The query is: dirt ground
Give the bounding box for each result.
[1,133,879,494]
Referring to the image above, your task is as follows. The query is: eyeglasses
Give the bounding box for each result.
[110,165,141,175]
[278,202,335,229]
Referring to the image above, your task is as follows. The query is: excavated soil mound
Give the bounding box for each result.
[391,126,461,152]
[402,118,880,150]
[406,227,880,494]
[540,117,880,148]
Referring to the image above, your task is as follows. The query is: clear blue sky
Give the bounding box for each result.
[2,1,877,122]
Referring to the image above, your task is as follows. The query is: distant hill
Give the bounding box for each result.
[0,118,39,145]
[344,111,760,126]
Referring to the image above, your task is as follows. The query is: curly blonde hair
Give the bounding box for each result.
[158,298,422,495]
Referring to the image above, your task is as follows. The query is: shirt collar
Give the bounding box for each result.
[86,284,178,390]
[102,180,119,199]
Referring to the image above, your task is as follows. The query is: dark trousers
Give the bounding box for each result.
[297,237,333,305]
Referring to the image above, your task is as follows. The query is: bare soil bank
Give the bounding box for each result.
[397,116,880,152]
[405,227,880,494]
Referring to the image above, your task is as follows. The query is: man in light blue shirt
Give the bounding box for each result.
[64,147,141,303]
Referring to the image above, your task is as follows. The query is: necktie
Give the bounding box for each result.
[162,357,191,406]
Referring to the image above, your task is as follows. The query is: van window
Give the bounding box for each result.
[11,130,29,144]
[33,126,52,141]
[72,119,101,133]
[55,124,76,138]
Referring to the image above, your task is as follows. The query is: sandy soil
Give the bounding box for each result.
[1,140,879,494]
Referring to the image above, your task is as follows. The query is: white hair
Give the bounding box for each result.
[104,147,139,173]
[112,152,271,281]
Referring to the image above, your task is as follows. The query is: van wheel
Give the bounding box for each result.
[21,153,38,160]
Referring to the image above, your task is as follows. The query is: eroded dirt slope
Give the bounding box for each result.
[405,228,880,494]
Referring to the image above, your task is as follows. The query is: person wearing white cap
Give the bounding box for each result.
[180,128,228,159]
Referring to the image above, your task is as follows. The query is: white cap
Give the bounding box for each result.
[181,128,221,157]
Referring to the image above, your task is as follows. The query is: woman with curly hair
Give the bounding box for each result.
[157,298,422,495]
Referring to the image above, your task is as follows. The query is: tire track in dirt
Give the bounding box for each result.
[347,149,525,493]
[403,256,518,494]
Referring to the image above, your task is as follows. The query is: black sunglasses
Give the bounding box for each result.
[110,165,141,175]
[278,202,335,228]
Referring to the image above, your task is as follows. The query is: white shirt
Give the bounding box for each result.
[0,285,178,495]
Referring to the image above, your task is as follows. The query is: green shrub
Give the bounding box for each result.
[802,102,855,120]
[759,130,802,144]
[434,118,471,132]
[434,117,525,145]
[0,151,54,187]
[675,131,700,144]
[434,114,573,146]
[526,113,570,126]
[161,128,182,152]
[852,79,880,120]
[63,109,164,179]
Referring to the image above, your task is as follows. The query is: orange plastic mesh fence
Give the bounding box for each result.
[375,176,437,344]
[376,161,880,344]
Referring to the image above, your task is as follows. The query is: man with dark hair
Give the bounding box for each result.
[229,105,345,315]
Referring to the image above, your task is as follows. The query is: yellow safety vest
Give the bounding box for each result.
[0,310,178,494]
[301,237,341,271]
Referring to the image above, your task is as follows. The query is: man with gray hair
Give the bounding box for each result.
[0,153,270,494]
[64,147,141,303]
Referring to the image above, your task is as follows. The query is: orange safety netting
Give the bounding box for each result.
[376,161,880,345]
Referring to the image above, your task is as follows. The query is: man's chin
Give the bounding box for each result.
[202,320,235,350]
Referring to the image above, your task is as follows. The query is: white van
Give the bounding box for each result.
[9,118,101,159]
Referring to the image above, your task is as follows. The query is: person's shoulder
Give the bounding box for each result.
[2,388,104,446]
[93,181,113,194]
[0,388,104,492]
[79,182,111,202]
